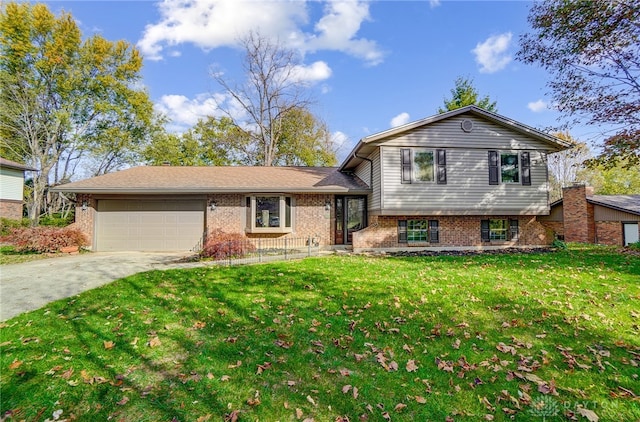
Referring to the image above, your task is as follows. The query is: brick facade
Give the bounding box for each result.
[0,199,23,220]
[205,193,334,246]
[352,215,551,250]
[562,185,595,243]
[595,221,622,246]
[73,194,96,247]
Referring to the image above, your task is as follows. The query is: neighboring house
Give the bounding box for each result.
[53,106,571,252]
[0,157,36,220]
[540,184,640,246]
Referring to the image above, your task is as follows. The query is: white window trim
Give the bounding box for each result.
[412,148,435,183]
[246,195,293,234]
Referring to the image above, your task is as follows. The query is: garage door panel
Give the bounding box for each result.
[96,200,205,251]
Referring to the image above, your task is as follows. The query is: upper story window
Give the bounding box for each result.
[246,195,292,233]
[401,148,447,184]
[488,151,531,186]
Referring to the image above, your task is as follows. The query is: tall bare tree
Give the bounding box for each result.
[546,132,591,201]
[211,32,332,166]
[518,0,640,168]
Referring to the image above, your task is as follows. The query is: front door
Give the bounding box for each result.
[335,196,367,245]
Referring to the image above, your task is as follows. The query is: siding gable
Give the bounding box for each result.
[369,114,561,152]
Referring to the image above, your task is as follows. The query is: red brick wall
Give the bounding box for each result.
[206,193,334,246]
[540,221,564,239]
[562,185,595,243]
[352,215,551,250]
[595,221,622,246]
[74,194,96,248]
[0,199,23,220]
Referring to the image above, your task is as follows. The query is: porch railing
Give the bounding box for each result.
[195,236,322,266]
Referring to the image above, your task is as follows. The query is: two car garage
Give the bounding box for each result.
[95,199,205,251]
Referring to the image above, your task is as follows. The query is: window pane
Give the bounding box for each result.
[413,151,434,182]
[489,219,508,241]
[501,153,519,183]
[256,196,280,228]
[407,219,428,242]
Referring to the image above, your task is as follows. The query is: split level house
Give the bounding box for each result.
[53,106,572,252]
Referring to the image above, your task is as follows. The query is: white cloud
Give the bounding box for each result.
[390,112,410,127]
[288,61,332,84]
[304,1,384,66]
[138,0,307,61]
[527,99,548,112]
[429,0,441,8]
[472,32,512,73]
[155,93,234,132]
[138,0,384,66]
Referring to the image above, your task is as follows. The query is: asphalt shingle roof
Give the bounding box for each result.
[589,195,640,216]
[53,166,370,194]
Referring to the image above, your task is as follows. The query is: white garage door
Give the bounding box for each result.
[96,199,205,251]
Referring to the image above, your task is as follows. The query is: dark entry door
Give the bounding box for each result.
[335,196,367,245]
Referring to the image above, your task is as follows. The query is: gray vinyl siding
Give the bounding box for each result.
[380,146,549,215]
[354,159,371,186]
[0,167,24,201]
[374,115,561,152]
[370,149,381,211]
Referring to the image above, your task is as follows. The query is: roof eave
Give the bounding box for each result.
[51,187,371,195]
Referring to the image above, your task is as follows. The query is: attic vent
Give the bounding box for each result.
[461,119,474,133]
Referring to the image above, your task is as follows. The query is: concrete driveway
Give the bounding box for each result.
[0,252,205,321]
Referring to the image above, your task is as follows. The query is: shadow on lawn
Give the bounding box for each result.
[2,249,639,420]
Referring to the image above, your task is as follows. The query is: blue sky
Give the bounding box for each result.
[44,0,605,161]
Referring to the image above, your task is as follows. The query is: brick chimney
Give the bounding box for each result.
[562,184,595,243]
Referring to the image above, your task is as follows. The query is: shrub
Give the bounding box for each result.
[551,238,568,250]
[628,241,640,251]
[0,217,29,237]
[200,230,255,260]
[40,212,74,227]
[5,226,88,253]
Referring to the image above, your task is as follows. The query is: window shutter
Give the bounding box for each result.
[429,220,439,243]
[509,219,519,241]
[436,149,447,184]
[488,151,499,185]
[401,149,412,184]
[398,220,408,243]
[481,219,490,242]
[521,152,531,186]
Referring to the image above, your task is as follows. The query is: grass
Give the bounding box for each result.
[0,245,50,265]
[1,245,639,421]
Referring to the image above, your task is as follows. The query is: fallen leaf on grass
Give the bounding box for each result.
[103,340,115,350]
[256,362,272,374]
[576,407,599,422]
[406,360,419,372]
[117,396,129,406]
[8,360,22,370]
[296,408,304,419]
[394,403,407,412]
[147,336,161,348]
[306,395,317,407]
[415,396,427,404]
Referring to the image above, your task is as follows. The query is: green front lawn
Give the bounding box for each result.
[1,246,639,421]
